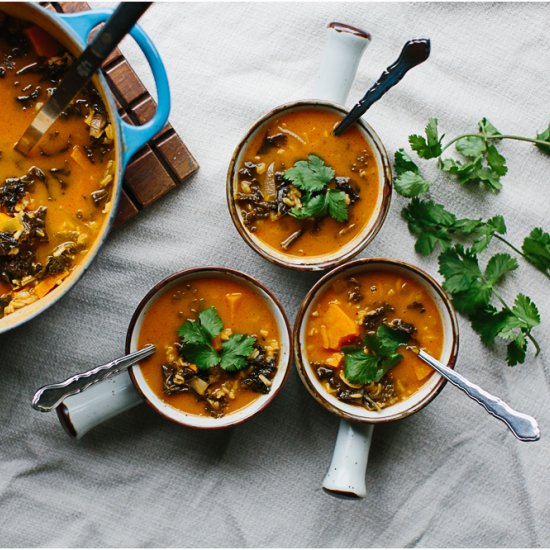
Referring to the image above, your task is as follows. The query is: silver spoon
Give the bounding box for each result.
[410,347,540,442]
[31,344,156,412]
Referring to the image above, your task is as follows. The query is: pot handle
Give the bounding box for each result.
[322,420,373,499]
[314,22,371,105]
[56,370,142,439]
[57,9,170,168]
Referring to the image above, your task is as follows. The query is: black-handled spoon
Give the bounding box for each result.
[15,2,152,155]
[334,38,431,136]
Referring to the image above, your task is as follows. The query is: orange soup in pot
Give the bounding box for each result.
[0,15,115,319]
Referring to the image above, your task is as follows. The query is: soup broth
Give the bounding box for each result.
[137,276,281,418]
[233,108,380,258]
[305,270,444,410]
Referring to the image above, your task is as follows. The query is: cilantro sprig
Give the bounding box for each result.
[438,245,540,366]
[392,117,550,366]
[177,306,255,371]
[406,116,550,192]
[284,154,349,222]
[343,325,410,385]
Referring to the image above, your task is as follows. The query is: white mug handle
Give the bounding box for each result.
[56,371,142,439]
[314,21,374,499]
[313,22,371,105]
[322,421,373,498]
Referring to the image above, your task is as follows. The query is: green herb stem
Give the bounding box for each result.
[492,234,550,282]
[440,133,550,155]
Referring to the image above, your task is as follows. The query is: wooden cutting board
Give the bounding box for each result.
[41,1,199,226]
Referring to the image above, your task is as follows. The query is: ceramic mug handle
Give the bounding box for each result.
[314,22,371,105]
[56,371,142,439]
[314,22,374,499]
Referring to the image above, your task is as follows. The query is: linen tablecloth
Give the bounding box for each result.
[1,2,549,547]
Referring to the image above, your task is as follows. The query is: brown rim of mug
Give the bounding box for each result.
[125,266,293,430]
[293,258,460,424]
[226,100,393,272]
[327,22,372,41]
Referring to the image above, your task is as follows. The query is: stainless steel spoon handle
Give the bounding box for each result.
[416,349,540,442]
[31,344,156,412]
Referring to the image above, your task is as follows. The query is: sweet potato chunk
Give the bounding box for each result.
[323,303,360,350]
[413,360,433,381]
[324,352,344,368]
[224,292,242,325]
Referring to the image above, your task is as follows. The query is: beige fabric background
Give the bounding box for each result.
[1,2,549,547]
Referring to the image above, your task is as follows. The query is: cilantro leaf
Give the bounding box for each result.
[402,198,457,255]
[479,118,502,138]
[511,294,540,330]
[484,253,518,286]
[506,336,527,366]
[394,171,431,198]
[289,193,327,219]
[456,136,485,158]
[486,144,507,177]
[535,123,550,155]
[289,186,348,222]
[438,245,495,314]
[343,350,379,385]
[471,215,506,253]
[409,118,443,159]
[183,345,220,370]
[394,149,419,175]
[326,189,348,222]
[470,305,512,346]
[370,324,410,354]
[283,154,334,193]
[220,333,256,372]
[522,227,550,275]
[439,118,507,191]
[198,306,223,339]
[178,319,209,346]
[178,306,257,372]
[438,245,481,294]
[344,325,410,385]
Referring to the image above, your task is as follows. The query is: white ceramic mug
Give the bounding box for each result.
[56,267,292,438]
[294,259,460,499]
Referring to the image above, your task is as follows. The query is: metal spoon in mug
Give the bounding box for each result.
[409,347,540,442]
[334,38,431,136]
[15,2,152,156]
[31,344,156,412]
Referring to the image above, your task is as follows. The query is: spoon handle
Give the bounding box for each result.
[16,2,152,155]
[31,344,156,412]
[416,349,540,442]
[334,38,430,136]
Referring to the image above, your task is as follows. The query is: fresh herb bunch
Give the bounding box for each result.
[392,117,550,365]
[343,325,410,385]
[405,117,550,192]
[284,154,348,222]
[178,306,256,372]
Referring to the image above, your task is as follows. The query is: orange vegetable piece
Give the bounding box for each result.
[323,303,360,350]
[324,352,344,368]
[224,292,242,324]
[320,325,330,349]
[413,360,433,381]
[70,145,90,170]
[24,26,63,58]
[212,334,222,351]
[34,271,69,299]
